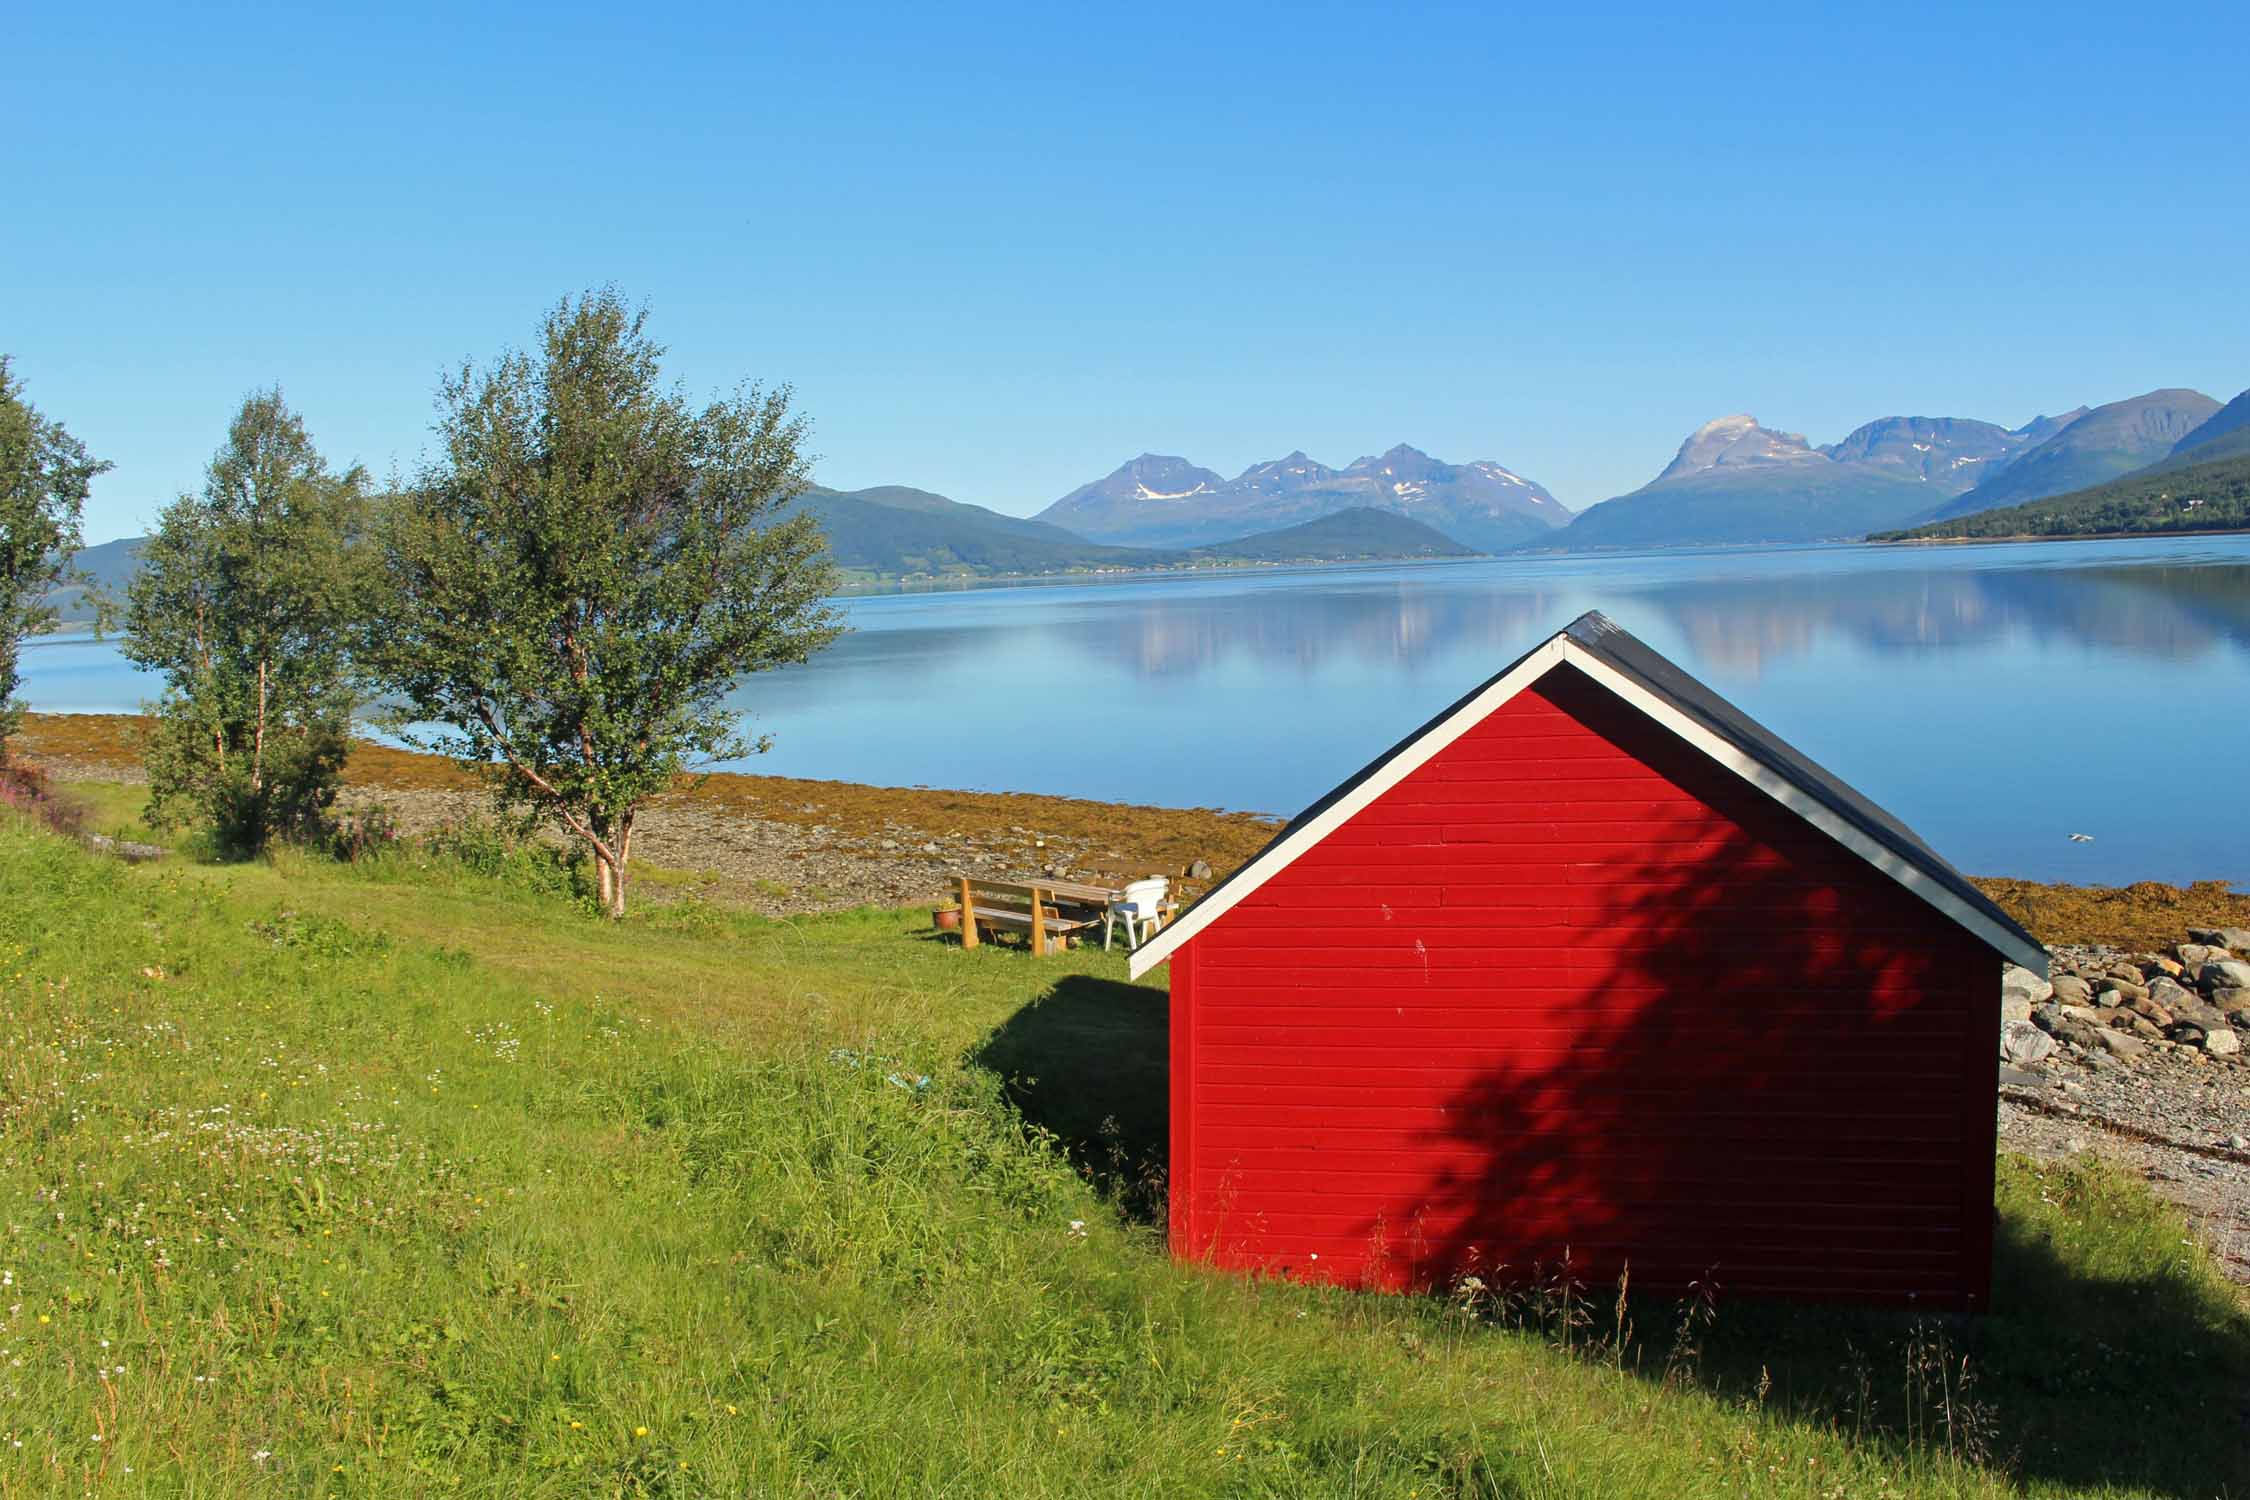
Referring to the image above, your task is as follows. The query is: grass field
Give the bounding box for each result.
[2,797,2247,1497]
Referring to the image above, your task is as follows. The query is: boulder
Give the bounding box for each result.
[2187,927,2250,952]
[2106,962,2147,984]
[2127,1016,2165,1042]
[2177,943,2222,968]
[1185,858,1214,881]
[2205,1028,2242,1056]
[2095,1028,2147,1063]
[2001,963,2053,1012]
[2147,975,2195,1008]
[2049,974,2094,1006]
[2142,955,2184,978]
[2128,996,2174,1026]
[2097,977,2150,1005]
[2196,958,2250,993]
[2000,1019,2056,1065]
[2034,1005,2101,1051]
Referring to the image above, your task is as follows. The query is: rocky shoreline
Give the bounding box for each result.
[1996,931,2250,1283]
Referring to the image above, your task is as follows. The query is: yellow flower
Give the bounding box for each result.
[36,1315,49,1325]
[724,1404,738,1416]
[569,1421,583,1430]
[634,1426,649,1438]
[550,1353,561,1362]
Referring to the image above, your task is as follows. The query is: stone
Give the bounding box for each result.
[2144,955,2184,978]
[1997,1063,2047,1089]
[2147,975,2195,1008]
[2128,1016,2165,1041]
[2197,958,2250,992]
[919,842,940,854]
[2000,963,2053,1015]
[2094,1028,2147,1063]
[2097,977,2150,1005]
[2178,944,2221,968]
[2127,995,2175,1027]
[2228,1134,2249,1151]
[2000,1019,2056,1065]
[2059,1003,2104,1025]
[2205,1028,2242,1057]
[2188,926,2250,952]
[2049,974,2094,1006]
[2170,1023,2209,1047]
[2106,962,2147,984]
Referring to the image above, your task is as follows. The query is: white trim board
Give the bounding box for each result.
[1130,631,2047,978]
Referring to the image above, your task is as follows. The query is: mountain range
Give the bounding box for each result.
[1038,444,1570,552]
[1538,388,2236,548]
[49,384,2250,609]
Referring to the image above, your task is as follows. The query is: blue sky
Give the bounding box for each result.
[8,1,2248,541]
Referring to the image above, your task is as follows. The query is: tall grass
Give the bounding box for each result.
[1,813,2242,1496]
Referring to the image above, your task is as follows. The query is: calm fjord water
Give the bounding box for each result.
[23,536,2250,885]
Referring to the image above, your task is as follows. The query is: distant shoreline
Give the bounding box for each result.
[1863,530,2250,548]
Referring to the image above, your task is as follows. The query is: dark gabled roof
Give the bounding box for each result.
[1561,611,2042,963]
[1132,610,2047,976]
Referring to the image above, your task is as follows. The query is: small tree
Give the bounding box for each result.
[0,356,110,756]
[369,290,842,915]
[123,391,366,853]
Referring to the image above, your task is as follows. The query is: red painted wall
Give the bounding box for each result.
[1171,664,1997,1309]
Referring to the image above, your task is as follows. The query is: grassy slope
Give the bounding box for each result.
[3,809,2248,1496]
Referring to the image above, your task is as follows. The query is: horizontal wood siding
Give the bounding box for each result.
[1177,663,1992,1308]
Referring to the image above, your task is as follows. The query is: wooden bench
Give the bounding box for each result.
[954,875,1107,956]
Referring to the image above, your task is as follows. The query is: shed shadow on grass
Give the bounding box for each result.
[969,974,1169,1224]
[1652,1190,2250,1497]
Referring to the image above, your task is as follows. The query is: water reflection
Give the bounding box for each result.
[1655,562,2250,677]
[1052,579,1562,679]
[850,555,2250,684]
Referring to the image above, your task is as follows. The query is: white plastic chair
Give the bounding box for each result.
[1103,877,1171,951]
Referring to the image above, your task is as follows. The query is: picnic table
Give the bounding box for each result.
[952,875,1175,955]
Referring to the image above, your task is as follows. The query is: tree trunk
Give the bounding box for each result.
[610,810,634,918]
[252,657,268,793]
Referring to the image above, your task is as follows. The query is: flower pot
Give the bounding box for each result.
[932,907,962,931]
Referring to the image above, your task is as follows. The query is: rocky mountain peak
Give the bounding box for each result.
[1657,415,1822,483]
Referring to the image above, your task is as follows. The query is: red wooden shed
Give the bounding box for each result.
[1129,611,2045,1310]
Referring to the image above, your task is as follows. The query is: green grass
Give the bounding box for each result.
[2,814,2246,1497]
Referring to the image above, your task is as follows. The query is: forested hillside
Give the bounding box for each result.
[1873,453,2250,541]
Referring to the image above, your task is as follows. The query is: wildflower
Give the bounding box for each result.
[724,1404,738,1416]
[634,1426,649,1437]
[550,1353,560,1361]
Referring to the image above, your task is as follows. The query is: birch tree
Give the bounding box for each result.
[368,289,842,915]
[123,391,366,851]
[0,357,109,754]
